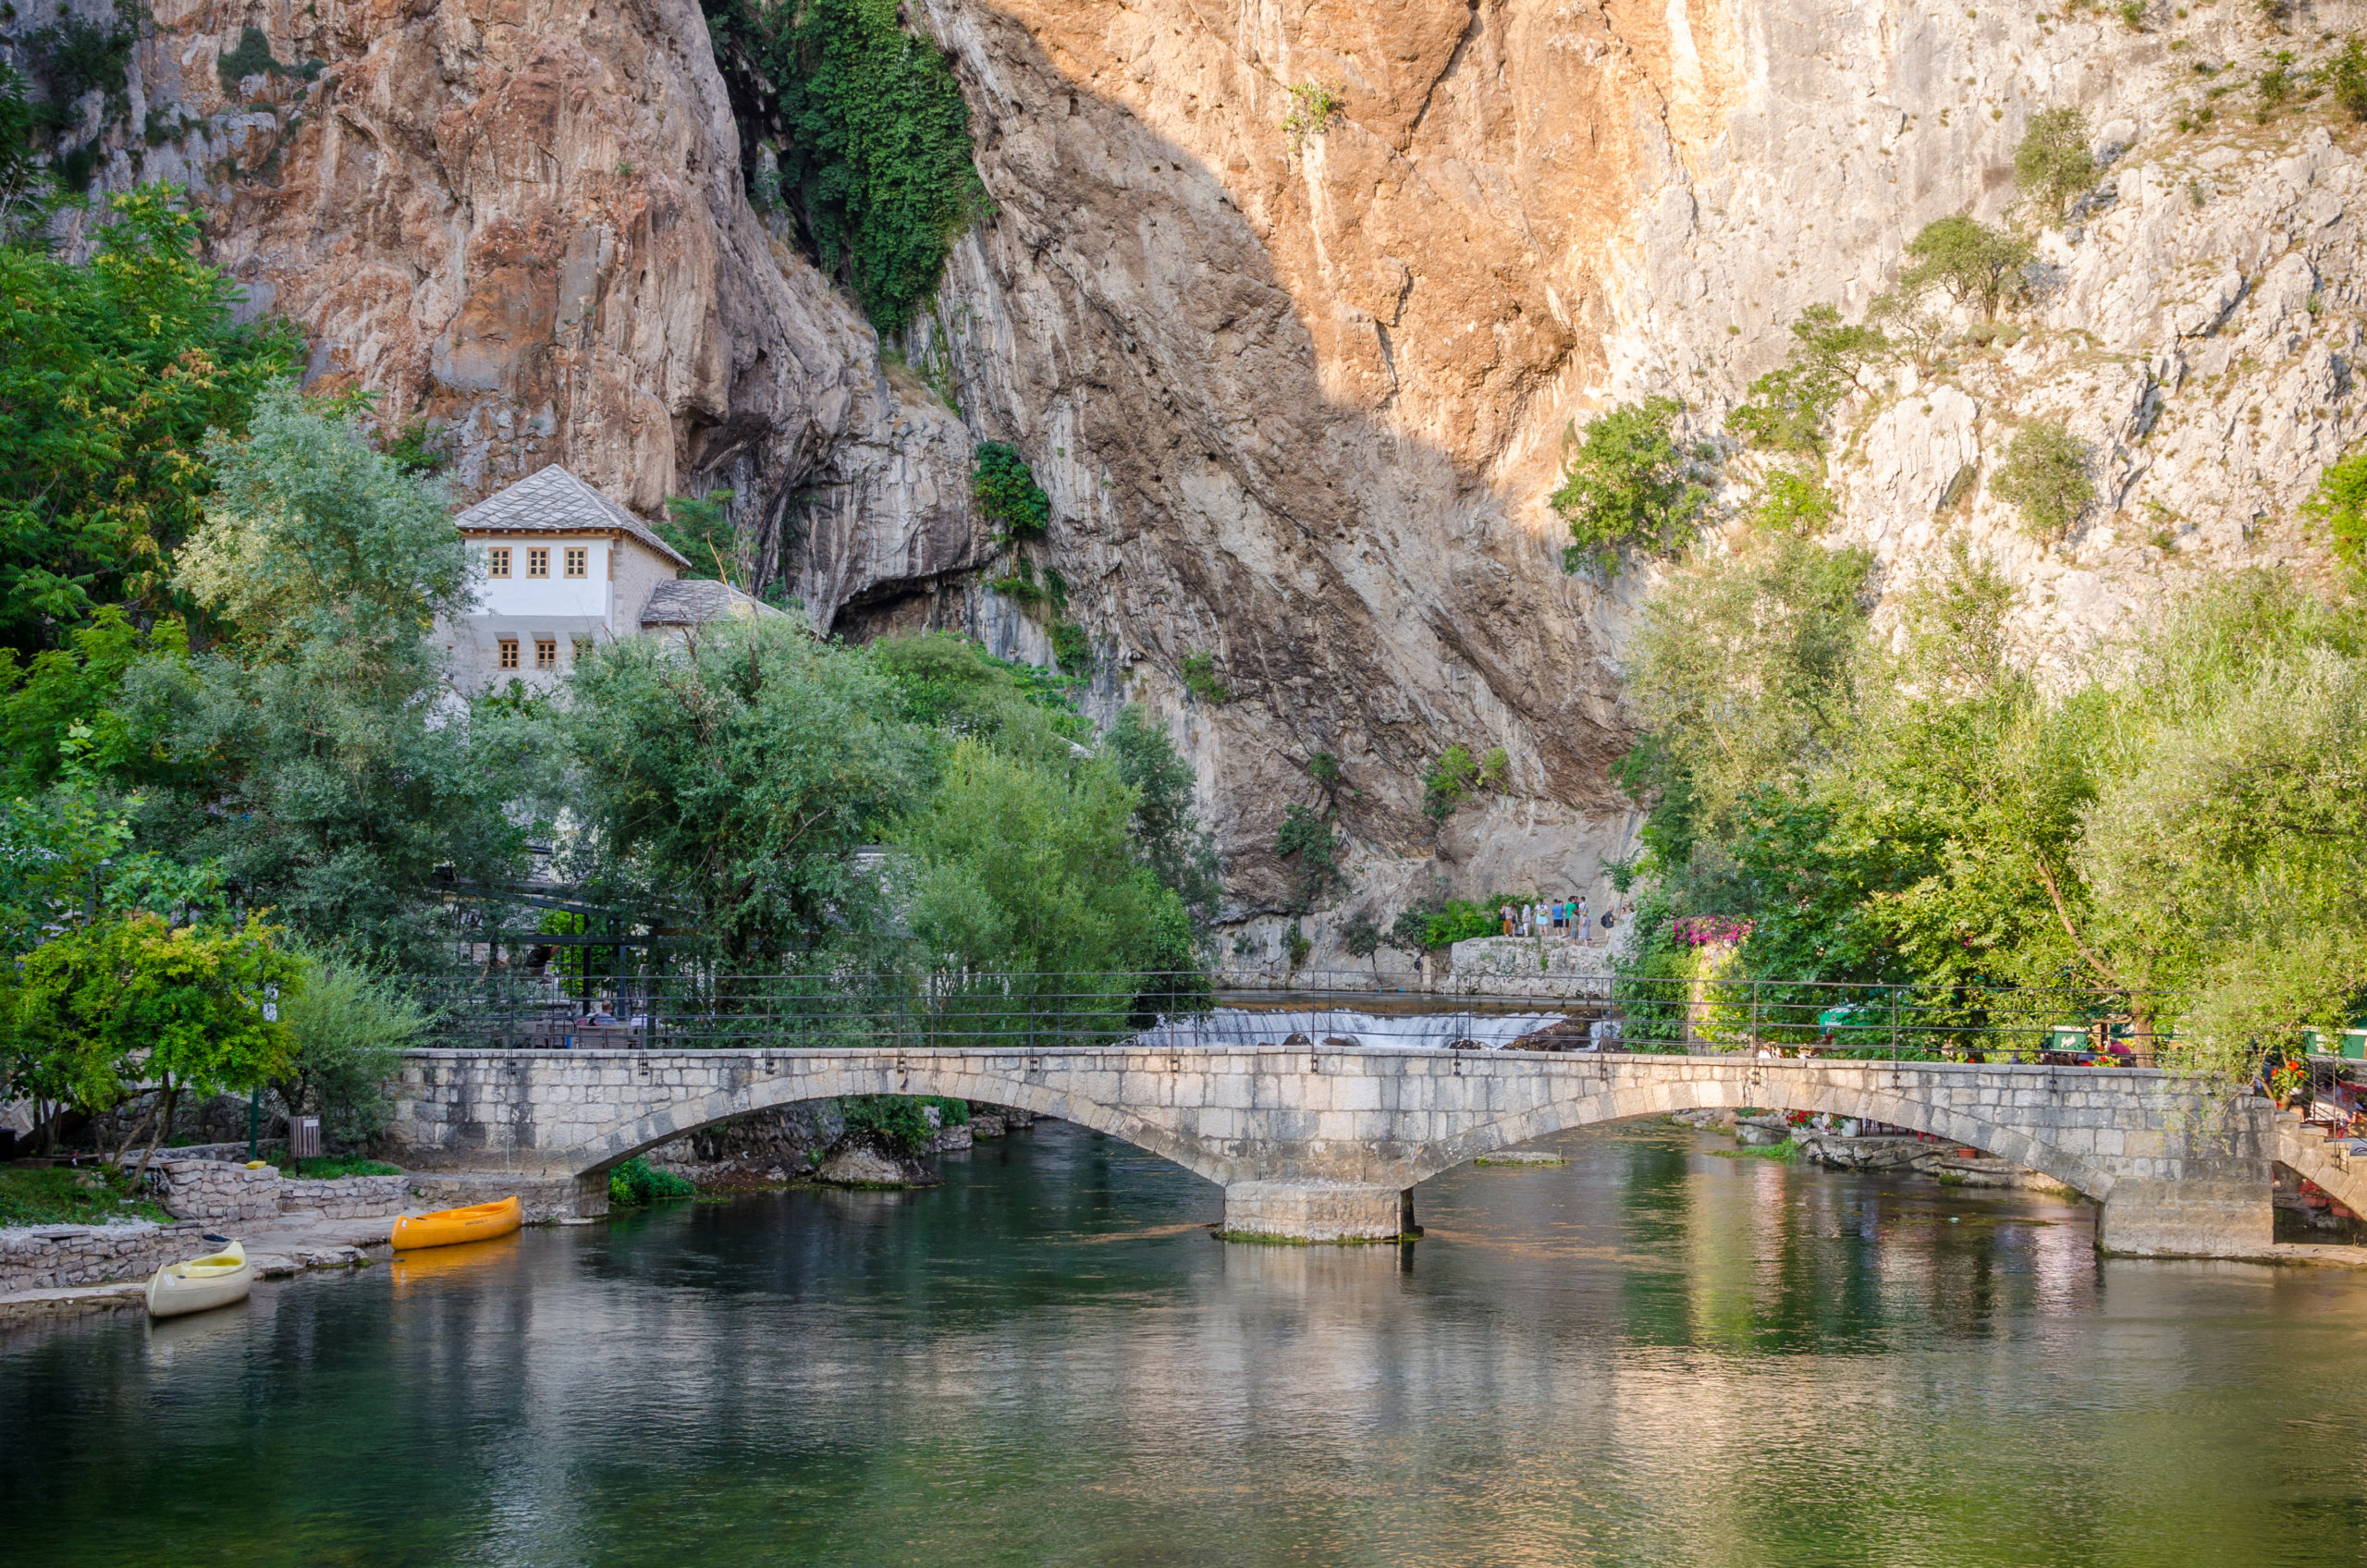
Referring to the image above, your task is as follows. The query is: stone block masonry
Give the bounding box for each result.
[387,1047,2277,1256]
[0,1220,209,1295]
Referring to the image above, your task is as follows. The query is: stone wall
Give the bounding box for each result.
[1444,937,1615,998]
[0,1219,207,1294]
[277,1175,412,1221]
[153,1159,285,1224]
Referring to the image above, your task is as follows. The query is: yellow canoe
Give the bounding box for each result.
[147,1239,254,1318]
[391,1196,522,1251]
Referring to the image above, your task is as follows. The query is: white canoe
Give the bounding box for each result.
[146,1239,254,1318]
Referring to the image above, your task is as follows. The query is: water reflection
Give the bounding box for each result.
[4,1120,2365,1567]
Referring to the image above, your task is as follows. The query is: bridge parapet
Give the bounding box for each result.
[387,1047,2273,1256]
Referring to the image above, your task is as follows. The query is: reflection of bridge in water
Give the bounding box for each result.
[389,1043,2300,1258]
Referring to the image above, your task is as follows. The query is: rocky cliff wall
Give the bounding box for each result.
[22,0,2364,960]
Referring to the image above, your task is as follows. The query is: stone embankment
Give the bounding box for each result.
[1672,1108,2077,1191]
[0,1151,589,1319]
[644,1099,1036,1190]
[1,1219,212,1295]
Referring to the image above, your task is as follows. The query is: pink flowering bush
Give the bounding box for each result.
[1669,915,1755,948]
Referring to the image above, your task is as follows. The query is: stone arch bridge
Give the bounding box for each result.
[387,1045,2280,1256]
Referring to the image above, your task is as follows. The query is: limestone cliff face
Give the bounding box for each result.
[69,0,980,594]
[40,0,2367,957]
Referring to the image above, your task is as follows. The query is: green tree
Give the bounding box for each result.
[1992,422,2094,539]
[1342,912,1383,979]
[1107,704,1223,938]
[660,489,739,582]
[566,618,930,965]
[0,187,300,650]
[1551,398,1711,572]
[124,392,536,964]
[1727,306,1891,454]
[1897,214,2035,319]
[1618,534,1874,871]
[703,0,989,335]
[0,608,183,795]
[898,733,1197,1020]
[2014,106,2096,221]
[0,66,52,239]
[2331,39,2367,122]
[273,951,430,1147]
[1752,469,1840,534]
[2304,449,2367,570]
[1273,802,1343,913]
[11,911,301,1176]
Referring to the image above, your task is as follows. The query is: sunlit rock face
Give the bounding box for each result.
[75,0,2367,951]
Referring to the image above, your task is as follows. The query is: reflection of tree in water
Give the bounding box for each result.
[1613,1121,2076,1357]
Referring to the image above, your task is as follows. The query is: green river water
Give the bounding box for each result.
[6,1119,2367,1567]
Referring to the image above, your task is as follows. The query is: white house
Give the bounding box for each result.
[440,465,779,692]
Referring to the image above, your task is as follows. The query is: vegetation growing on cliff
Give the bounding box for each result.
[2014,106,2097,221]
[973,441,1050,543]
[1896,215,2035,320]
[1993,422,2096,539]
[1282,80,1345,152]
[1551,398,1711,573]
[1726,307,1890,455]
[1420,743,1508,823]
[2307,449,2367,568]
[702,0,989,336]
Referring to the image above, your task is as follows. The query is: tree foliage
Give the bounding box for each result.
[0,188,300,650]
[660,489,739,582]
[9,912,300,1174]
[1992,422,2094,539]
[1551,398,1711,572]
[1107,704,1222,937]
[1897,214,2036,319]
[273,951,430,1147]
[1612,538,2367,1084]
[1727,306,1890,455]
[973,441,1049,543]
[565,619,929,965]
[2305,449,2367,570]
[125,393,535,964]
[2014,106,2097,221]
[1273,802,1343,913]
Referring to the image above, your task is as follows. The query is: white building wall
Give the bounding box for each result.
[473,538,613,620]
[438,533,682,694]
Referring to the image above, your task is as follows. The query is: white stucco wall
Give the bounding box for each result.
[438,532,681,693]
[473,537,613,620]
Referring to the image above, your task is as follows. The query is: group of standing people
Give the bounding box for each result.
[1500,897,1603,945]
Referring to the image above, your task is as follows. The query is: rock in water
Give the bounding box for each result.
[815,1132,939,1189]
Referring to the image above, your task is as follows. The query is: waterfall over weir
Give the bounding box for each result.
[1133,1008,1574,1051]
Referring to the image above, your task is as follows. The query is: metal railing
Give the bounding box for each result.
[405,966,2195,1066]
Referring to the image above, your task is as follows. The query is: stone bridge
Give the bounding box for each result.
[386,1046,2281,1256]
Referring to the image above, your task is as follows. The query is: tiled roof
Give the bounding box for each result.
[453,465,692,570]
[640,578,785,626]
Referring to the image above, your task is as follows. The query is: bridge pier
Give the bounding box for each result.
[1220,1182,1417,1243]
[2095,1177,2272,1257]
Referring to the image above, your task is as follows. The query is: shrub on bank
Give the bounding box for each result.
[608,1158,695,1207]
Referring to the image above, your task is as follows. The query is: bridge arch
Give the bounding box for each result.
[570,1060,1223,1186]
[1412,1072,2119,1203]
